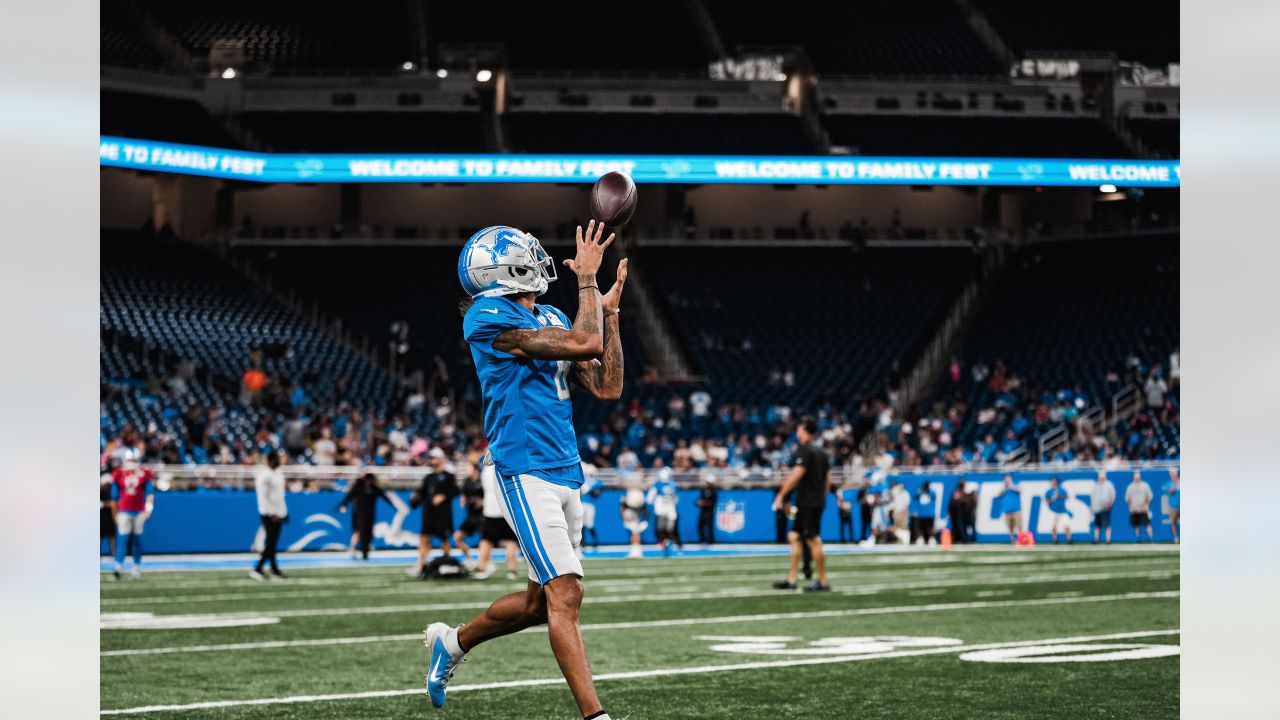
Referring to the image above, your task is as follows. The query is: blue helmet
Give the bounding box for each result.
[457,226,557,298]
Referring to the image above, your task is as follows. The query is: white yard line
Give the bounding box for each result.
[102,590,1177,656]
[98,569,1176,623]
[99,628,1180,715]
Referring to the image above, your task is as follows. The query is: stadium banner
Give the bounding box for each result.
[99,135,1181,187]
[123,469,1177,554]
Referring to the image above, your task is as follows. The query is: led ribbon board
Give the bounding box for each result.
[100,136,1180,187]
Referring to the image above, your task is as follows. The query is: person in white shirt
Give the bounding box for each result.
[1090,471,1117,544]
[251,450,288,580]
[1125,471,1155,543]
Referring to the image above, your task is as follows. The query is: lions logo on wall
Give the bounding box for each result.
[715,500,746,534]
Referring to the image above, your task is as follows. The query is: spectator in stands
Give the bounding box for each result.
[241,363,267,405]
[998,475,1022,543]
[1090,471,1116,544]
[836,481,856,543]
[1044,477,1072,545]
[1126,471,1155,543]
[1145,371,1168,410]
[909,482,936,545]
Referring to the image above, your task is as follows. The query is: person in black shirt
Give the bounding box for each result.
[772,418,831,591]
[411,449,460,575]
[338,472,395,560]
[452,463,485,568]
[100,460,118,577]
[695,472,719,546]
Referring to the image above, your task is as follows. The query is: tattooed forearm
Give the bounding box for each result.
[573,314,623,400]
[492,326,602,361]
[574,283,603,351]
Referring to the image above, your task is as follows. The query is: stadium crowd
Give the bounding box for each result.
[101,343,1179,476]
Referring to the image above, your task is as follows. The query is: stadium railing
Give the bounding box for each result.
[144,459,1180,492]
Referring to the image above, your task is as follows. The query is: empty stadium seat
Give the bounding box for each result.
[507,112,817,154]
[824,115,1134,158]
[240,112,488,153]
[972,0,1178,65]
[706,0,1004,76]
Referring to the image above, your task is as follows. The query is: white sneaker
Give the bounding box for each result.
[406,565,424,579]
[627,546,643,559]
[130,567,142,580]
[505,571,518,580]
[249,569,266,582]
[471,566,494,580]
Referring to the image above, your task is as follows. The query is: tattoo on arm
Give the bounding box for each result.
[574,284,602,349]
[572,314,623,399]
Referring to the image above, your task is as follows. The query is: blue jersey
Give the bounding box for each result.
[580,476,603,505]
[463,296,582,485]
[999,487,1022,515]
[910,489,935,518]
[1044,487,1069,513]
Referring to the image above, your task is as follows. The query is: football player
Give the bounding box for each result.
[422,222,626,720]
[646,467,681,556]
[111,454,154,580]
[578,461,603,552]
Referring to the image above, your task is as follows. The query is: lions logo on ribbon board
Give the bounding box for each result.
[716,500,746,534]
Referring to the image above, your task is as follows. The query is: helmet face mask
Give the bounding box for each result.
[458,226,557,298]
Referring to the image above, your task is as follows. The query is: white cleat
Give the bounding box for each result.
[130,567,142,580]
[627,546,643,559]
[471,566,494,580]
[249,569,266,582]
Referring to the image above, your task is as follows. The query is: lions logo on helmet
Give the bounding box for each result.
[458,226,557,298]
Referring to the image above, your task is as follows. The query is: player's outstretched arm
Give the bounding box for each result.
[573,258,627,400]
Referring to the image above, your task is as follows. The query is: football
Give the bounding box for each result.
[589,171,637,227]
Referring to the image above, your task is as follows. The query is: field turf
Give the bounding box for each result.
[100,546,1179,719]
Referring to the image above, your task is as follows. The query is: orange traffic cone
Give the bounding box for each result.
[941,528,952,550]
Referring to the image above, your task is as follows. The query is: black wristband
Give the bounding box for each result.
[578,284,598,292]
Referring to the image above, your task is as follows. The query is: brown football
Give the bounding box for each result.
[589,171,638,227]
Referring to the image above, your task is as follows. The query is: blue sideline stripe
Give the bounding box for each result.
[512,478,558,583]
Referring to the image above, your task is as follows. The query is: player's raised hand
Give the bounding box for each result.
[563,219,614,282]
[601,258,629,312]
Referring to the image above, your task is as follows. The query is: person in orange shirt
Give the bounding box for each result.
[241,364,267,405]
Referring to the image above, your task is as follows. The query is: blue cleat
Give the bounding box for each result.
[423,622,466,708]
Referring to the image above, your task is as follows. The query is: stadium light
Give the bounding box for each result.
[1099,184,1118,193]
[476,69,493,82]
[402,61,416,72]
[221,67,237,80]
[436,68,448,79]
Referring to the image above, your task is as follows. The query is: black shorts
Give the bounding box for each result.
[1094,511,1112,529]
[100,509,115,539]
[458,513,484,537]
[1130,511,1151,527]
[791,506,824,539]
[422,515,453,540]
[482,516,517,543]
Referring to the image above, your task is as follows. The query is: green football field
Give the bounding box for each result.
[100,546,1179,719]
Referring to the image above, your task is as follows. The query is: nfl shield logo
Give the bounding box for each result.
[715,501,746,534]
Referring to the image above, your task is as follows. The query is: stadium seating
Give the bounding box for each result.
[824,115,1134,158]
[140,0,413,74]
[641,246,976,409]
[971,0,1179,65]
[1126,118,1179,159]
[101,0,166,70]
[934,234,1179,452]
[241,112,488,153]
[705,0,1003,76]
[507,112,817,154]
[428,0,713,74]
[231,246,651,430]
[101,230,396,462]
[101,90,241,148]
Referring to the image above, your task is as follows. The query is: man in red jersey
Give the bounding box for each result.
[111,455,155,580]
